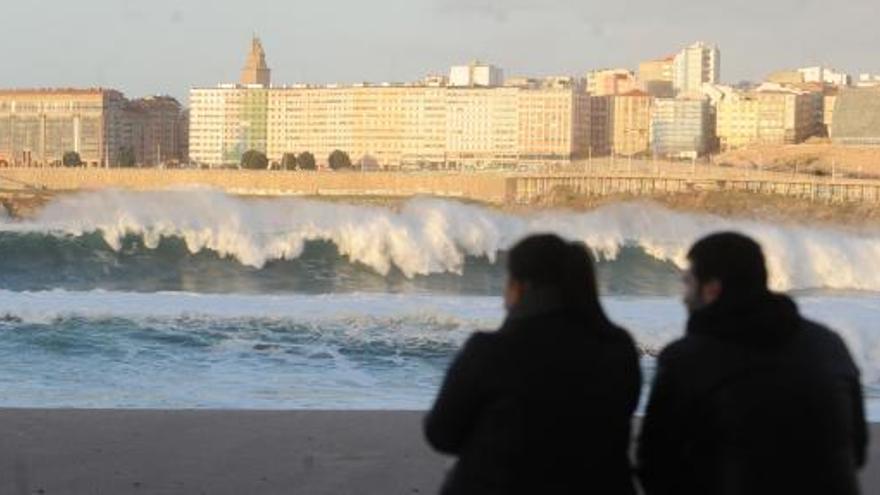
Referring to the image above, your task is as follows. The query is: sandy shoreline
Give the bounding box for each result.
[0,409,876,494]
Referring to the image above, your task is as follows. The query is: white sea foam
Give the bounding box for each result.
[2,188,880,291]
[2,289,878,387]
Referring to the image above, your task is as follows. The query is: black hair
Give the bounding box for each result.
[507,234,607,321]
[687,232,769,299]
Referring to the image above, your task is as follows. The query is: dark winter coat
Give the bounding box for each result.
[638,292,868,495]
[425,290,642,495]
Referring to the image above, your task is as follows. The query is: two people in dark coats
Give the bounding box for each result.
[425,232,868,494]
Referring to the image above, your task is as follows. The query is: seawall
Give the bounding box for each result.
[3,167,880,207]
[0,168,509,203]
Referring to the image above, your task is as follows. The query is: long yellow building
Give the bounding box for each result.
[267,85,448,169]
[191,82,591,169]
[190,39,592,169]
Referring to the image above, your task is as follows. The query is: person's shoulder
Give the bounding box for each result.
[459,330,505,358]
[447,331,502,375]
[800,317,842,342]
[798,317,859,370]
[602,321,641,352]
[798,317,852,352]
[462,330,496,349]
[656,333,716,366]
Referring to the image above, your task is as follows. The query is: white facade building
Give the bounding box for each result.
[798,66,851,86]
[858,74,880,88]
[188,84,269,166]
[449,61,504,88]
[673,42,721,94]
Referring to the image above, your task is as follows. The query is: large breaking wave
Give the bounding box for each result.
[1,188,880,292]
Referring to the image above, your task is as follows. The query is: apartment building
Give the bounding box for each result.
[587,69,638,96]
[444,87,519,168]
[715,86,821,149]
[517,83,590,161]
[651,96,713,158]
[449,61,504,88]
[798,66,850,87]
[189,85,269,166]
[610,90,653,156]
[768,67,851,88]
[673,42,721,94]
[0,88,128,167]
[857,74,880,88]
[123,96,187,165]
[638,56,675,97]
[192,82,594,169]
[588,96,612,156]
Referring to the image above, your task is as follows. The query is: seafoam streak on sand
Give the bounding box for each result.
[2,189,880,291]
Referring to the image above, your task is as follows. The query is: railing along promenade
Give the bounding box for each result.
[2,163,880,205]
[505,168,880,204]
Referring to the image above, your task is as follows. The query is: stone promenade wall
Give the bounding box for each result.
[0,169,510,204]
[5,168,880,206]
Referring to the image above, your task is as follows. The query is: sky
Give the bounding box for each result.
[3,0,877,103]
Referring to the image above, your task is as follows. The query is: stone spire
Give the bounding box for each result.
[240,36,271,87]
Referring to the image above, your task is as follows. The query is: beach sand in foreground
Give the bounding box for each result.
[0,409,876,494]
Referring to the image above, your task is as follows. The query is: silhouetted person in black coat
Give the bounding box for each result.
[638,232,868,495]
[425,234,642,494]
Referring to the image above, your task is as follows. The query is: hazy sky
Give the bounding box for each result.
[3,0,877,103]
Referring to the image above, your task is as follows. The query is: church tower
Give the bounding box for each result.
[240,36,271,87]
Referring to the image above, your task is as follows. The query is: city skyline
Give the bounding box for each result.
[4,34,876,170]
[3,0,878,102]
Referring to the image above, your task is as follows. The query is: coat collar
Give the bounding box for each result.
[686,291,802,348]
[505,287,569,322]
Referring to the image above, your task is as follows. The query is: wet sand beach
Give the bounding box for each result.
[0,409,876,494]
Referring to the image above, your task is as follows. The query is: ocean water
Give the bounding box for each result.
[1,189,879,419]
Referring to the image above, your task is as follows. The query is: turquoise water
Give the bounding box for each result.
[1,191,878,418]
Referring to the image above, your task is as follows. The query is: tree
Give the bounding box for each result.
[240,149,269,170]
[118,147,137,168]
[62,151,83,167]
[328,150,353,170]
[281,152,298,170]
[297,151,317,171]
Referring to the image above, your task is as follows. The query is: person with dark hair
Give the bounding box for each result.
[425,234,641,494]
[638,232,868,495]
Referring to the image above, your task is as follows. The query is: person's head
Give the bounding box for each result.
[684,232,769,313]
[505,234,602,316]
